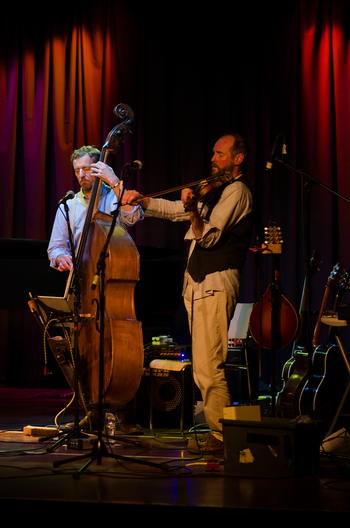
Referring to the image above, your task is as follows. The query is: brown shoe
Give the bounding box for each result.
[116,410,144,436]
[187,433,224,454]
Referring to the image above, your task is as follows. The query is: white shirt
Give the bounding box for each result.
[48,183,144,268]
[144,176,253,300]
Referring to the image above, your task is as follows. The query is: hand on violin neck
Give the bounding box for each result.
[182,189,204,237]
[182,188,198,213]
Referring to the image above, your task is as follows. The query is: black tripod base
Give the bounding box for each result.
[52,437,168,478]
[46,426,90,453]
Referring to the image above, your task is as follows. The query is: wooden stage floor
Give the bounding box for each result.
[0,387,349,520]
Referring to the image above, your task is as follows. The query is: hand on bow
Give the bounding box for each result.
[122,190,150,210]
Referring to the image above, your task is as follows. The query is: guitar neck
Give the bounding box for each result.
[312,286,331,350]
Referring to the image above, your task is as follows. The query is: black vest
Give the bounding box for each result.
[187,175,254,282]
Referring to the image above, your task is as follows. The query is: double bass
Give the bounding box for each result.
[74,104,143,406]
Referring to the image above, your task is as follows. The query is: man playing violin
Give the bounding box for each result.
[122,133,254,453]
[48,145,144,435]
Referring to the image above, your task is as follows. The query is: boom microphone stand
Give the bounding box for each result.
[47,196,90,452]
[52,165,167,478]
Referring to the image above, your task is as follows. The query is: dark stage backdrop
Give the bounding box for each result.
[1,0,350,387]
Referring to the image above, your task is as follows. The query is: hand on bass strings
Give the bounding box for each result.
[90,161,119,188]
[55,254,73,272]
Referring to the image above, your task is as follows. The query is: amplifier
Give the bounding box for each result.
[144,344,190,362]
[225,347,259,403]
[226,347,246,365]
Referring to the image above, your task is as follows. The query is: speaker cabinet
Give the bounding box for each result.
[136,367,193,429]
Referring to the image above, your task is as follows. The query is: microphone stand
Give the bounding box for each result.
[47,199,89,452]
[274,156,350,418]
[52,166,167,478]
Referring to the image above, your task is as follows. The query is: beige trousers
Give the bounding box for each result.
[184,290,236,441]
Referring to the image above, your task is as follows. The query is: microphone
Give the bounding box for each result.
[125,160,143,170]
[265,137,279,172]
[265,134,287,172]
[58,190,75,206]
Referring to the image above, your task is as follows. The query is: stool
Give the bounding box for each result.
[320,312,350,437]
[149,359,192,437]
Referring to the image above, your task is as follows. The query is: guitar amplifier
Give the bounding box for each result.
[225,346,258,403]
[143,343,191,364]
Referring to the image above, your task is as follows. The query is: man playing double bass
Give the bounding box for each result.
[48,145,144,434]
[48,145,142,271]
[122,133,255,454]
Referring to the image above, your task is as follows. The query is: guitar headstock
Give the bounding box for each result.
[263,221,283,254]
[337,267,350,294]
[327,262,344,288]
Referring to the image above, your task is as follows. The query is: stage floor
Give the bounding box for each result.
[0,387,349,520]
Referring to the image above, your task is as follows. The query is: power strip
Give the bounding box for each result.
[66,438,94,450]
[23,425,59,437]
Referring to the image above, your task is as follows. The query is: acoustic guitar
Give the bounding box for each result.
[276,250,321,417]
[299,265,350,416]
[276,263,346,418]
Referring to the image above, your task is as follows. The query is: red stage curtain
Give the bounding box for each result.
[1,0,350,384]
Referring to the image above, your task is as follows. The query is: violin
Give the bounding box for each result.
[125,170,236,209]
[182,171,236,210]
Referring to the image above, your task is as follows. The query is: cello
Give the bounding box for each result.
[74,104,143,406]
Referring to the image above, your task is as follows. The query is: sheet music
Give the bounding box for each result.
[228,303,254,339]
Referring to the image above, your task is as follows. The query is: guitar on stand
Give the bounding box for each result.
[276,250,321,417]
[276,262,347,419]
[249,220,299,416]
[299,264,350,417]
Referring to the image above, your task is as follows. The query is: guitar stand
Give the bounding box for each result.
[319,313,350,438]
[269,253,280,417]
[52,167,168,478]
